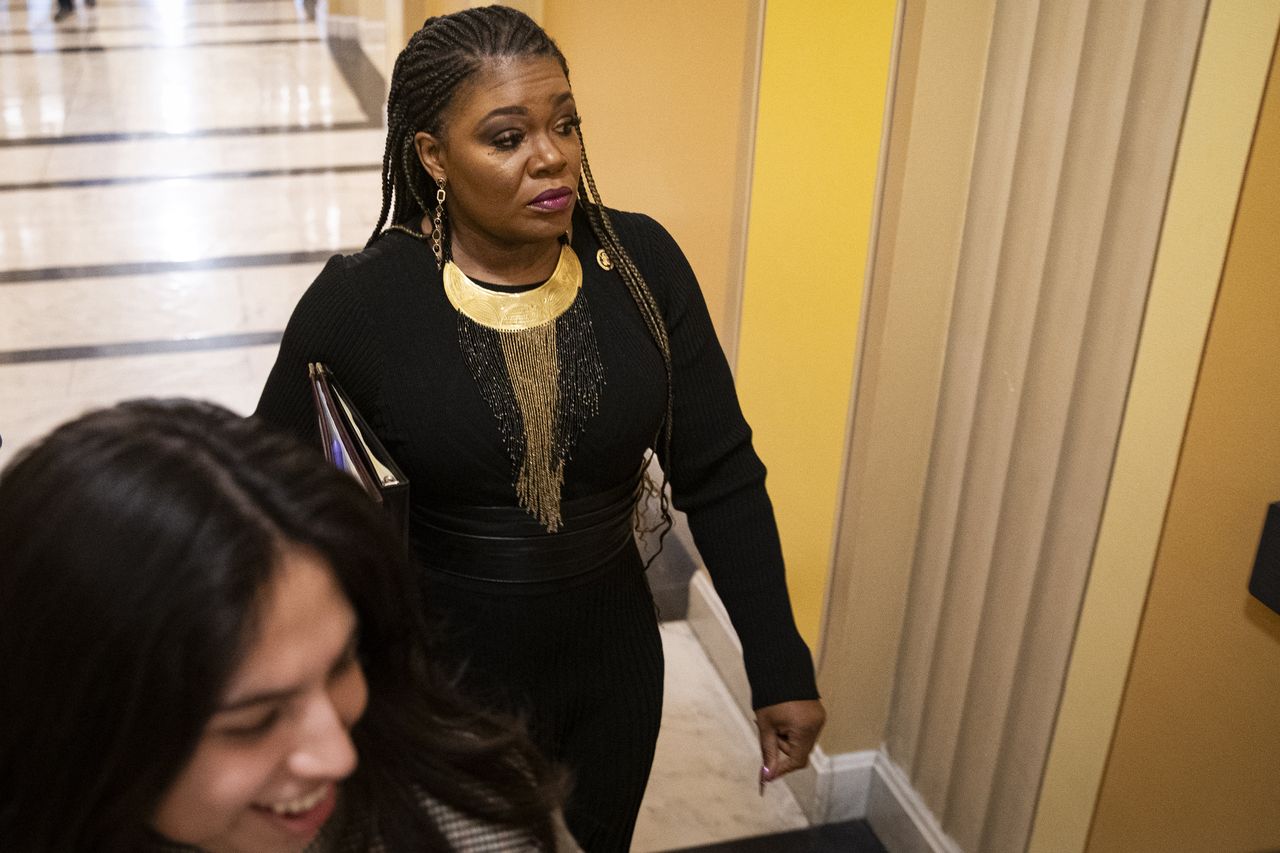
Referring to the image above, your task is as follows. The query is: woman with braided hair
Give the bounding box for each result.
[257,5,824,849]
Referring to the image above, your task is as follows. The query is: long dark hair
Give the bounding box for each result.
[373,4,675,550]
[0,399,562,851]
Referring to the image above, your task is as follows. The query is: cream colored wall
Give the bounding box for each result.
[383,0,431,81]
[540,1,762,347]
[1028,4,1280,851]
[1082,34,1280,853]
[735,0,897,648]
[818,0,989,753]
[830,0,1213,846]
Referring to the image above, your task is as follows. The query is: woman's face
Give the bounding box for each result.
[415,54,583,258]
[150,547,368,853]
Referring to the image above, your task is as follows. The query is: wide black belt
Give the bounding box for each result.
[411,478,641,585]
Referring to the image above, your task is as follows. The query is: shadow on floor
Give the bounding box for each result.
[663,819,889,853]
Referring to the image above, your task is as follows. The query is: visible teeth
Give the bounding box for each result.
[268,786,328,815]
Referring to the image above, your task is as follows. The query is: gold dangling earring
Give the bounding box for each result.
[431,176,446,270]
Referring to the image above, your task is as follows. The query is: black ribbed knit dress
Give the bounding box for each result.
[256,207,818,852]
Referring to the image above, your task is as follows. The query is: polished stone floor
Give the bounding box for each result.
[0,0,383,461]
[0,2,813,849]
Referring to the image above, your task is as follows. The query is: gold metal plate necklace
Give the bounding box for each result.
[445,243,604,533]
[442,244,583,330]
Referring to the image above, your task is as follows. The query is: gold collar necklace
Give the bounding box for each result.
[442,244,583,332]
[437,241,601,532]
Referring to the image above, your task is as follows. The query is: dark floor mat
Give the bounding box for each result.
[663,819,889,852]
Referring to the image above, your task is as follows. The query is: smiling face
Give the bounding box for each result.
[149,547,367,853]
[415,55,582,268]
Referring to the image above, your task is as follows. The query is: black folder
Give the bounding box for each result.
[1249,501,1280,616]
[308,362,409,540]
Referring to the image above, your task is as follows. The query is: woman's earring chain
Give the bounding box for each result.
[431,177,447,269]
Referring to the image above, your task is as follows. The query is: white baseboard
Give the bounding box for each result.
[686,571,962,852]
[784,745,878,823]
[867,753,962,853]
[686,569,752,711]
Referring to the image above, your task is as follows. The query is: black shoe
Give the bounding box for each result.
[52,7,73,21]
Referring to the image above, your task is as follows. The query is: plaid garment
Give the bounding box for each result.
[148,791,577,852]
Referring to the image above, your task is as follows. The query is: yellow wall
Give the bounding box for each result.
[734,1,897,647]
[1029,5,1280,851]
[1084,35,1280,853]
[541,1,762,344]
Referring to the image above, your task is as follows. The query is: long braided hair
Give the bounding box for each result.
[372,5,675,554]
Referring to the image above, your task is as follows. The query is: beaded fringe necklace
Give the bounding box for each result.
[392,224,604,532]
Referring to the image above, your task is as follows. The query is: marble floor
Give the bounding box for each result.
[638,623,809,851]
[0,2,811,849]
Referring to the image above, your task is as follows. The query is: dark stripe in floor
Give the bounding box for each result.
[4,0,288,10]
[0,163,380,193]
[664,820,888,853]
[0,35,319,55]
[0,330,285,365]
[0,248,355,285]
[2,16,307,35]
[0,120,379,148]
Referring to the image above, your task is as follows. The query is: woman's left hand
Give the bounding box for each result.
[754,699,826,787]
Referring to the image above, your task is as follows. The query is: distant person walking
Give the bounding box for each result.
[53,0,94,24]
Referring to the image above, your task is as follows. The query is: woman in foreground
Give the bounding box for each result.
[0,399,574,852]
